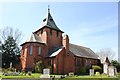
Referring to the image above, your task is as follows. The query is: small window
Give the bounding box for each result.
[48,60,52,66]
[75,58,81,66]
[56,31,59,37]
[41,29,43,34]
[30,46,33,55]
[38,46,41,55]
[34,58,36,64]
[43,18,46,22]
[50,29,52,36]
[90,60,91,64]
[75,58,77,66]
[50,18,53,21]
[82,59,84,66]
[86,59,88,66]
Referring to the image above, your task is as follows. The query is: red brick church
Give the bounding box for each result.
[20,8,100,74]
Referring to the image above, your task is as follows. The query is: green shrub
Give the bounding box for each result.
[92,65,101,70]
[92,65,101,73]
[35,60,44,73]
[95,72,100,76]
[78,67,86,75]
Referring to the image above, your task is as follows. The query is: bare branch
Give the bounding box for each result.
[96,48,116,62]
[0,27,22,44]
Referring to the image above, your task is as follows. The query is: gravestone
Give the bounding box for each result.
[10,62,12,68]
[89,69,94,76]
[69,72,74,76]
[114,68,117,76]
[15,69,16,72]
[108,66,115,77]
[43,68,50,75]
[103,62,108,74]
[40,68,50,79]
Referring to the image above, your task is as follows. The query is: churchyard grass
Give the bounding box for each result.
[118,73,120,78]
[2,73,41,79]
[1,73,120,80]
[62,73,120,80]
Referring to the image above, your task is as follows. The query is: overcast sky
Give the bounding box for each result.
[0,2,118,60]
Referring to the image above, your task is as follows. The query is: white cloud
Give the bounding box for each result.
[68,14,118,58]
[68,15,117,46]
[76,15,117,37]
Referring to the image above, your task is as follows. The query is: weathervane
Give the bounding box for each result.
[48,5,50,13]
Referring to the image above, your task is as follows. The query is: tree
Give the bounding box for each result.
[0,27,22,44]
[0,27,22,68]
[96,48,116,63]
[111,60,120,72]
[2,36,20,68]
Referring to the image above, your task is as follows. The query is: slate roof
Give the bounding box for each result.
[48,44,98,59]
[35,8,63,33]
[21,33,44,45]
[48,46,64,57]
[69,43,99,59]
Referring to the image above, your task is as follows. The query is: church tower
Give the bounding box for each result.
[34,7,64,53]
[20,7,65,72]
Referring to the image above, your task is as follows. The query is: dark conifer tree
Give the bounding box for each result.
[1,36,20,68]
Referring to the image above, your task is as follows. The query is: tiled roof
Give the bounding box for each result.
[69,43,99,59]
[26,33,44,43]
[21,33,44,45]
[48,46,64,57]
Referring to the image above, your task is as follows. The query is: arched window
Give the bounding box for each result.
[30,46,33,55]
[50,29,52,36]
[38,46,41,55]
[41,29,43,34]
[86,59,88,66]
[56,31,59,37]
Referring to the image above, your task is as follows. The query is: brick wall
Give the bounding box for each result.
[36,27,63,53]
[20,42,47,71]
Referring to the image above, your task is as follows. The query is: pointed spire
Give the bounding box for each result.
[48,5,50,13]
[34,6,64,33]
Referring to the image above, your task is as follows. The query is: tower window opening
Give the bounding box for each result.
[41,29,43,34]
[50,29,52,36]
[57,31,59,37]
[50,18,53,21]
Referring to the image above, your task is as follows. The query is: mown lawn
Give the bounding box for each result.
[63,76,119,80]
[62,74,120,80]
[2,73,41,79]
[1,73,120,80]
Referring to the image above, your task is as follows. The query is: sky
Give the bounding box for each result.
[0,2,118,61]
